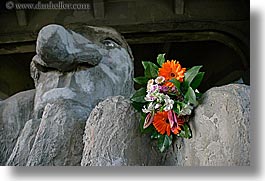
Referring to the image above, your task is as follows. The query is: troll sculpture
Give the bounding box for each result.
[0,24,134,165]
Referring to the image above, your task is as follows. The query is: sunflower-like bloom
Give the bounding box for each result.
[158,60,186,87]
[153,111,171,136]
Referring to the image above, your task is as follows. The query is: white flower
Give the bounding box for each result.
[148,79,154,85]
[142,102,155,113]
[155,76,165,84]
[163,95,174,111]
[154,103,162,109]
[164,104,173,111]
[164,95,171,102]
[156,92,165,103]
[145,84,163,102]
[144,93,156,101]
[147,84,152,92]
[146,79,154,92]
[150,84,159,92]
[164,95,174,105]
[142,106,149,113]
[179,104,193,116]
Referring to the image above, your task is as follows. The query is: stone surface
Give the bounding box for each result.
[164,84,250,166]
[6,119,41,166]
[0,89,35,165]
[0,24,135,166]
[34,25,101,72]
[81,96,163,166]
[81,84,250,166]
[26,99,89,166]
[31,24,134,119]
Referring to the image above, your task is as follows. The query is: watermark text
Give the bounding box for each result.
[6,1,91,10]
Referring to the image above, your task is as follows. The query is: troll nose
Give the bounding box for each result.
[34,24,102,72]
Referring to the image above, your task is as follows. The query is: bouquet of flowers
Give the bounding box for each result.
[131,53,204,152]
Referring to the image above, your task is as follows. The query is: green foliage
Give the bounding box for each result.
[178,123,192,139]
[130,87,146,103]
[184,66,202,89]
[158,134,172,152]
[151,131,159,139]
[184,86,198,106]
[169,78,181,92]
[195,92,203,99]
[157,53,166,66]
[142,61,159,78]
[173,101,186,114]
[173,103,181,115]
[190,72,205,90]
[131,101,144,112]
[133,76,149,85]
[130,53,204,153]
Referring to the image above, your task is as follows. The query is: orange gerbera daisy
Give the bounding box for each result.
[158,60,186,87]
[153,110,186,136]
[153,111,171,136]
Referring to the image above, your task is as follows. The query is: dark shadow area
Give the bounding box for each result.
[131,40,248,92]
[0,52,35,99]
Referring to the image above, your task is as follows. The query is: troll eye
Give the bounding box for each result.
[102,39,119,48]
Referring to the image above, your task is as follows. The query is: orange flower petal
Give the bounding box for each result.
[158,60,186,87]
[166,125,171,136]
[153,111,171,136]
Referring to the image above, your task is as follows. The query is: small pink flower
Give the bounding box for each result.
[167,110,184,134]
[143,112,154,129]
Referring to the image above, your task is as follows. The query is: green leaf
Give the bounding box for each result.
[184,66,202,88]
[158,134,172,152]
[142,61,159,78]
[173,104,180,114]
[184,86,198,106]
[151,131,159,139]
[130,88,146,103]
[133,76,149,85]
[178,123,192,139]
[195,92,203,99]
[173,101,185,114]
[157,53,166,66]
[131,102,144,112]
[169,78,181,91]
[190,72,204,90]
